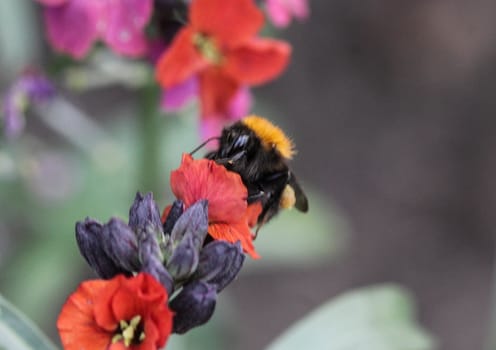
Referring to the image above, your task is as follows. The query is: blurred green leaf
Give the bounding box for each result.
[0,293,58,350]
[266,284,436,350]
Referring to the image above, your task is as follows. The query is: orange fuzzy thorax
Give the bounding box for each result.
[242,115,295,159]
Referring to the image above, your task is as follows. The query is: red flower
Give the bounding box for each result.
[57,273,173,350]
[155,0,291,119]
[168,153,260,258]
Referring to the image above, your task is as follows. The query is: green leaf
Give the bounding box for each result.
[0,293,58,350]
[266,284,437,350]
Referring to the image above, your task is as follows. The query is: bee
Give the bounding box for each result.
[193,115,308,230]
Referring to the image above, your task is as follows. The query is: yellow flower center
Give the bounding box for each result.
[193,33,223,65]
[111,315,145,347]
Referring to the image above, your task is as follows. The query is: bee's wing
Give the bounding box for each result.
[289,172,309,212]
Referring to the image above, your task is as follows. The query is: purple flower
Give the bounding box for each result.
[2,72,55,138]
[265,0,310,28]
[36,0,153,59]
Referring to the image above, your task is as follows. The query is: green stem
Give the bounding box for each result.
[139,81,161,194]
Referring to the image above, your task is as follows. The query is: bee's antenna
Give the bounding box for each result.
[189,136,221,155]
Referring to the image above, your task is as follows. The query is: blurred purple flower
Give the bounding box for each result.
[2,72,55,138]
[161,80,252,144]
[265,0,309,28]
[36,0,153,59]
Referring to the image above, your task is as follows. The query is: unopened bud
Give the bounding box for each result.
[101,218,140,272]
[75,218,128,279]
[166,234,199,281]
[194,241,245,292]
[170,281,217,334]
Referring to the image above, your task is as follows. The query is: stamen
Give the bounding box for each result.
[193,33,223,64]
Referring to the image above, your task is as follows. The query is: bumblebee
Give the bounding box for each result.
[197,115,308,229]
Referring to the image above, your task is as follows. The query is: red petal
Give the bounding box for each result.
[246,202,263,228]
[57,280,112,350]
[171,154,248,223]
[199,68,239,117]
[209,222,260,259]
[190,0,264,47]
[224,39,291,85]
[156,27,207,87]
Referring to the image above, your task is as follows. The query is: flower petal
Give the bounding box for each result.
[170,154,247,224]
[156,27,208,87]
[102,0,153,57]
[190,0,264,47]
[224,38,292,85]
[266,0,310,28]
[160,76,199,112]
[42,0,99,59]
[208,222,259,259]
[57,280,112,350]
[35,0,68,6]
[199,68,239,117]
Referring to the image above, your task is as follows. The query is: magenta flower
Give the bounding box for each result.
[36,0,153,59]
[265,0,310,28]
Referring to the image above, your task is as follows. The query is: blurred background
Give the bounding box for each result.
[0,1,495,350]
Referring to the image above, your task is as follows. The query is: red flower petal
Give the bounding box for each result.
[58,274,172,350]
[246,202,263,228]
[224,38,292,85]
[190,0,264,47]
[171,154,247,223]
[156,27,208,87]
[209,222,260,259]
[199,67,239,117]
[57,280,113,350]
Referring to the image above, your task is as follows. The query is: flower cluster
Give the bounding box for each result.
[34,0,309,139]
[58,153,260,349]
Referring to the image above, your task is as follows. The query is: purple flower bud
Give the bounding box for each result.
[193,241,245,292]
[169,200,208,251]
[138,225,174,294]
[75,218,128,279]
[101,218,140,272]
[142,254,174,295]
[128,192,162,233]
[170,281,217,334]
[166,234,199,281]
[163,199,184,235]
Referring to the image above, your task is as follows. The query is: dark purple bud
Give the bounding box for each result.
[142,254,174,295]
[169,200,208,251]
[138,225,163,262]
[129,192,162,233]
[101,218,140,272]
[170,281,217,334]
[193,241,245,292]
[166,234,199,281]
[163,199,184,235]
[75,218,128,279]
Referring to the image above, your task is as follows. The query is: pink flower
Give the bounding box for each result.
[36,0,153,59]
[161,78,252,144]
[265,0,310,28]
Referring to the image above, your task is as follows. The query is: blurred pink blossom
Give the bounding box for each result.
[161,80,252,143]
[265,0,309,28]
[36,0,153,59]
